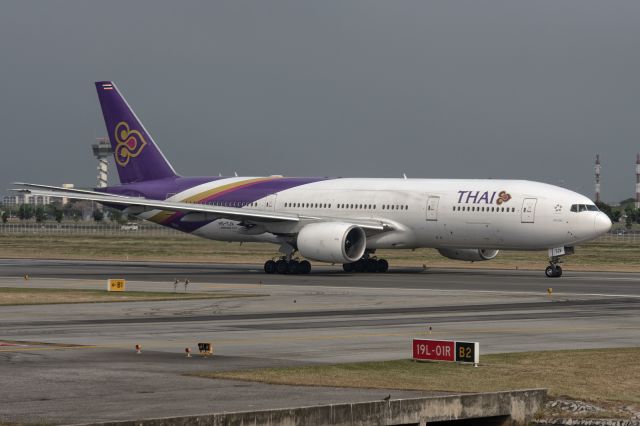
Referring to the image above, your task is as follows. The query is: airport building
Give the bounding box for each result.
[1,184,74,207]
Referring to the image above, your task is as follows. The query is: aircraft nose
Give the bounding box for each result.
[594,212,612,235]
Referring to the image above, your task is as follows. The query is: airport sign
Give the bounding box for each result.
[107,279,126,292]
[413,338,479,365]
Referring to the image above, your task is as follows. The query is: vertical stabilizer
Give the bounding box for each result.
[95,81,178,184]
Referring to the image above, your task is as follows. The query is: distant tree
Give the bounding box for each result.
[620,197,636,206]
[64,201,83,222]
[93,209,104,222]
[626,214,634,229]
[35,206,46,223]
[612,210,622,223]
[17,204,34,221]
[595,201,614,222]
[1,211,7,223]
[54,209,64,223]
[106,207,123,224]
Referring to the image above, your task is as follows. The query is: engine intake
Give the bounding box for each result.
[437,248,499,262]
[297,223,366,263]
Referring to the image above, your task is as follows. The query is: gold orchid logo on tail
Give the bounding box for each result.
[114,121,147,167]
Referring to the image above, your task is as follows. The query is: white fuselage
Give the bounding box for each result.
[140,178,611,251]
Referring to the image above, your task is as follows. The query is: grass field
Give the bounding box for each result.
[194,347,640,405]
[0,233,639,271]
[0,287,251,305]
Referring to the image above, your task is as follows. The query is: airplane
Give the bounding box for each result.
[15,81,612,278]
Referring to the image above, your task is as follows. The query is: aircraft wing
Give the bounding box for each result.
[13,183,388,231]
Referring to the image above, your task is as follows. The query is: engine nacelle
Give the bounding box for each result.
[437,248,499,262]
[297,223,366,263]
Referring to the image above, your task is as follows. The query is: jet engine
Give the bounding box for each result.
[297,223,366,263]
[437,248,499,262]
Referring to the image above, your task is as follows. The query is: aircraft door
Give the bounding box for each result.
[264,194,277,211]
[426,196,439,221]
[521,198,537,223]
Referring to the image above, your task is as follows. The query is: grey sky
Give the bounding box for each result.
[1,1,639,203]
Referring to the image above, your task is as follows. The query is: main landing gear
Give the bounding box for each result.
[264,257,311,275]
[342,258,389,273]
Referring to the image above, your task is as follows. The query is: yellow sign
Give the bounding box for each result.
[108,279,126,292]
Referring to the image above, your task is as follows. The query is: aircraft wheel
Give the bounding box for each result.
[366,258,378,273]
[299,260,311,274]
[264,260,276,274]
[343,263,354,273]
[276,259,288,274]
[377,259,389,273]
[354,260,366,273]
[287,260,299,274]
[545,265,562,278]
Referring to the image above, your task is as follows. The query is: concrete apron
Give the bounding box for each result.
[72,389,547,426]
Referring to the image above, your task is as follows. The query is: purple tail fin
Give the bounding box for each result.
[95,81,178,184]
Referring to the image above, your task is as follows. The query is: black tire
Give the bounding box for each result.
[287,260,299,274]
[299,260,311,274]
[276,259,288,274]
[366,258,378,273]
[343,263,354,273]
[377,259,389,273]
[354,260,366,273]
[264,260,276,274]
[545,265,562,278]
[545,266,554,277]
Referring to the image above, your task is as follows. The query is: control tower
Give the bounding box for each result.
[91,137,113,189]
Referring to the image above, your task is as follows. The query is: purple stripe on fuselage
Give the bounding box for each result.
[97,176,333,233]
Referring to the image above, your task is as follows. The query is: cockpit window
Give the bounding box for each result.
[570,204,599,213]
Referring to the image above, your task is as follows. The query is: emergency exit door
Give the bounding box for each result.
[521,198,537,223]
[426,196,439,221]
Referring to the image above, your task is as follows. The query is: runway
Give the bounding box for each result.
[1,258,639,424]
[3,257,640,295]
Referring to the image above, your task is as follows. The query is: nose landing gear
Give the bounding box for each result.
[544,246,574,278]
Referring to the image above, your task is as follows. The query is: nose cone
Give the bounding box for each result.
[594,212,612,235]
